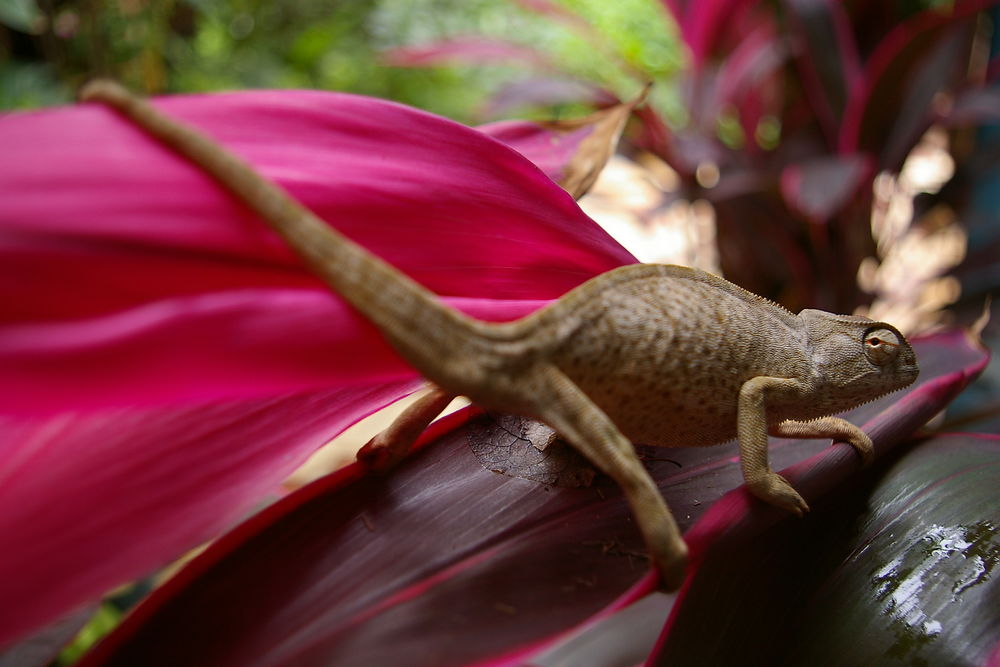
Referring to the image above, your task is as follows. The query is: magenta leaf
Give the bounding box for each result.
[0,604,96,667]
[479,93,641,198]
[650,431,1000,665]
[779,154,872,223]
[78,332,988,666]
[478,119,602,190]
[669,0,759,69]
[0,379,421,649]
[0,90,633,414]
[0,89,637,649]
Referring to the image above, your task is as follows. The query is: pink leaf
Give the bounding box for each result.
[0,90,636,648]
[714,22,786,144]
[715,23,784,108]
[0,90,633,414]
[480,91,643,198]
[480,120,593,186]
[0,379,422,649]
[680,0,758,69]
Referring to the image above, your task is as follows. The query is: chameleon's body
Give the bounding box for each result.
[81,82,919,591]
[539,265,912,447]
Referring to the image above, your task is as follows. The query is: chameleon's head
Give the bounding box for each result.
[800,310,919,407]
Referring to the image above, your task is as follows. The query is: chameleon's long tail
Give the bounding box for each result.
[79,80,495,383]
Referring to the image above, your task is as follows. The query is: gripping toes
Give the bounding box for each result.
[846,430,875,467]
[357,433,398,471]
[652,532,689,591]
[748,472,810,517]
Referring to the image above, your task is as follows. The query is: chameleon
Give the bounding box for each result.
[79,81,919,591]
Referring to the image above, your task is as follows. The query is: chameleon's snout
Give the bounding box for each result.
[887,332,920,390]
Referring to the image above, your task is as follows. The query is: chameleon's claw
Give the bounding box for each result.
[654,545,689,592]
[357,434,402,472]
[356,387,456,473]
[748,472,810,517]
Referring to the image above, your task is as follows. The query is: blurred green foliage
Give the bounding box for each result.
[0,0,680,121]
[55,602,121,665]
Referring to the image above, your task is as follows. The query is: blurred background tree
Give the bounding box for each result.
[0,0,675,120]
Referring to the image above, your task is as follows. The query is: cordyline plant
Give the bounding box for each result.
[0,91,995,665]
[389,0,1000,314]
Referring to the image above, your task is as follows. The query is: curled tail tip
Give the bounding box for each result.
[78,79,131,105]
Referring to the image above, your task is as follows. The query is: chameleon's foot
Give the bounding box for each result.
[653,541,689,592]
[747,472,810,517]
[843,431,874,467]
[357,433,403,471]
[356,386,456,473]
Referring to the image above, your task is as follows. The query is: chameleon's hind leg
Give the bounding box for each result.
[528,365,687,591]
[357,384,456,470]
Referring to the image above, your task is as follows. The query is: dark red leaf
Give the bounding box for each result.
[783,0,861,142]
[779,153,872,223]
[942,87,1000,127]
[81,332,988,666]
[839,1,993,166]
[784,432,1000,665]
[715,22,786,142]
[650,432,1000,665]
[482,77,617,118]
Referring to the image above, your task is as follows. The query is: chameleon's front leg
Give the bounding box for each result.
[737,376,810,516]
[529,365,688,590]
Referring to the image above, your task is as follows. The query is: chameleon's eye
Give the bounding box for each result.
[863,328,900,366]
